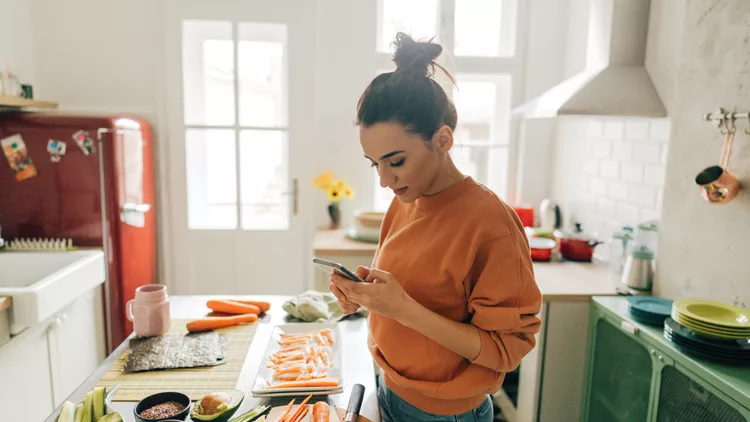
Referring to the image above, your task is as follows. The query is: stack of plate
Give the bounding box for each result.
[664,318,750,365]
[627,296,672,326]
[672,299,750,341]
[664,299,750,365]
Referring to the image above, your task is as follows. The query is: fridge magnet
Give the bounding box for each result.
[1,134,38,181]
[72,130,95,155]
[47,139,67,162]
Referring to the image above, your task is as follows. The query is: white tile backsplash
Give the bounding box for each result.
[621,163,645,183]
[608,181,630,200]
[553,117,669,240]
[600,160,620,179]
[604,120,625,139]
[629,185,657,208]
[625,120,650,140]
[589,177,608,195]
[633,142,662,164]
[612,140,634,161]
[592,140,612,158]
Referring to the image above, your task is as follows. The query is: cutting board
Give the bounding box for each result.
[265,405,373,422]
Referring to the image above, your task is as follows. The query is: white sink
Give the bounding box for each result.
[0,250,105,330]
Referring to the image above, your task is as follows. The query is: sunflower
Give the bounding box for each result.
[333,180,348,190]
[312,171,334,189]
[343,186,355,199]
[327,186,342,202]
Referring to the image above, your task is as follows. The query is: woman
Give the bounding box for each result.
[329,33,542,422]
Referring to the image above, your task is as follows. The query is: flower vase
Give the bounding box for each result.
[328,202,341,230]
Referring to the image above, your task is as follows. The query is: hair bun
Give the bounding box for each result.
[392,32,443,77]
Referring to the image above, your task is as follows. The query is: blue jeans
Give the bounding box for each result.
[377,375,494,422]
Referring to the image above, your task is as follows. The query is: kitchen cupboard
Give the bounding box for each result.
[0,285,106,421]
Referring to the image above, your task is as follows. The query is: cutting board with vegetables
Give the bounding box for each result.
[95,318,258,401]
[264,405,373,422]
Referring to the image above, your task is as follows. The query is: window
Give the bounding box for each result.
[182,21,290,230]
[373,0,522,211]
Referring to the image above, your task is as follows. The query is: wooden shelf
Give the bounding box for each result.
[0,95,58,109]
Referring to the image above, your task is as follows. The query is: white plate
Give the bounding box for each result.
[251,386,344,398]
[251,323,342,396]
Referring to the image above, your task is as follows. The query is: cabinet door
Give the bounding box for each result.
[49,286,107,407]
[585,317,653,422]
[0,322,55,421]
[656,365,747,422]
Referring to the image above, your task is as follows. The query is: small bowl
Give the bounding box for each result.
[134,391,192,422]
[354,211,385,229]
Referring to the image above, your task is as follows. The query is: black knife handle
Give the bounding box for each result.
[345,384,365,421]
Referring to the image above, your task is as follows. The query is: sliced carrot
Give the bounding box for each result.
[265,378,340,389]
[290,405,309,422]
[207,299,260,315]
[186,314,258,333]
[228,299,271,313]
[286,395,313,422]
[275,398,295,422]
[313,402,330,422]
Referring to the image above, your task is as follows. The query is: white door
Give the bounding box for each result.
[162,0,313,295]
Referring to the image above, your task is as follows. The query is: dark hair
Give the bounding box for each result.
[356,33,457,141]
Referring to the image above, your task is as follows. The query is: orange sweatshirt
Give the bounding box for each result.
[368,176,543,416]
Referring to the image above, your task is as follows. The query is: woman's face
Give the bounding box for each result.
[360,122,441,203]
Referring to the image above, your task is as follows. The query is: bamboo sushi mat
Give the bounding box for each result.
[95,319,258,401]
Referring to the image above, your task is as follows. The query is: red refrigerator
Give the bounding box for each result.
[0,112,157,351]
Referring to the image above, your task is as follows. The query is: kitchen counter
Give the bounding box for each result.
[313,229,378,256]
[313,229,620,300]
[44,295,380,422]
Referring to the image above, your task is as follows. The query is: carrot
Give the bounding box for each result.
[290,405,309,422]
[264,378,340,389]
[313,402,330,422]
[206,311,234,317]
[229,299,271,313]
[207,299,260,315]
[186,314,258,333]
[286,395,313,422]
[275,398,295,422]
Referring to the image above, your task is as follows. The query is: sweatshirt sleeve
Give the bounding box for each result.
[466,232,543,372]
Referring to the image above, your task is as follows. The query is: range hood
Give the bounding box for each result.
[513,0,666,118]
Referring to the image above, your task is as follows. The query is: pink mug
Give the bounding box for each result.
[127,284,170,337]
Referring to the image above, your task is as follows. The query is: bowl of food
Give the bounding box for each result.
[134,391,191,422]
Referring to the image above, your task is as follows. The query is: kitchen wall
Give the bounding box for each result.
[0,0,36,88]
[655,0,750,306]
[552,117,670,246]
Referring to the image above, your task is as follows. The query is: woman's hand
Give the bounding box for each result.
[329,266,370,315]
[329,268,417,323]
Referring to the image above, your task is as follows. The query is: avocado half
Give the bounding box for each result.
[190,390,245,422]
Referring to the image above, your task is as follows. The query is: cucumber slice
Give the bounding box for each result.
[82,391,93,422]
[56,401,76,422]
[98,412,123,422]
[92,386,106,420]
[74,403,84,422]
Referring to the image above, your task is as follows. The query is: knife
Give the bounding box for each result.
[344,384,365,422]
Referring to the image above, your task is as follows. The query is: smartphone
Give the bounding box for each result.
[312,257,366,283]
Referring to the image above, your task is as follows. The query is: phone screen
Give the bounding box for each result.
[312,257,365,283]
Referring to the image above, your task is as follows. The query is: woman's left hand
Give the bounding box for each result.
[329,268,417,323]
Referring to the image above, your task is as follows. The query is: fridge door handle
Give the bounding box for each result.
[121,203,151,214]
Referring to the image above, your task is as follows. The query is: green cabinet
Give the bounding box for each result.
[582,297,750,422]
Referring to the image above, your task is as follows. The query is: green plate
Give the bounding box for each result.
[674,299,750,329]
